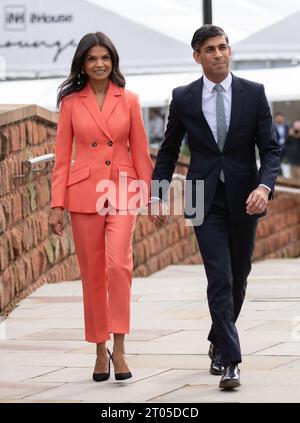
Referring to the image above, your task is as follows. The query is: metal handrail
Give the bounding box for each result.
[13,153,55,180]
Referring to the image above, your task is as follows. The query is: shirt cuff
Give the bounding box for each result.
[149,197,161,203]
[258,184,271,192]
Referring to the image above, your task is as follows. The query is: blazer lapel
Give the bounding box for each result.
[224,74,243,150]
[102,81,123,122]
[79,81,122,139]
[189,77,219,152]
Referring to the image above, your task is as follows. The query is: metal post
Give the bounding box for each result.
[203,0,212,24]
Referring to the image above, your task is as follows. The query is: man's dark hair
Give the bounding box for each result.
[191,24,229,51]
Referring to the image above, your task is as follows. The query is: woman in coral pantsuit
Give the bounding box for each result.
[50,32,153,382]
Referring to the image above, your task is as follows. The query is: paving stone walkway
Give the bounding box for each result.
[0,259,300,403]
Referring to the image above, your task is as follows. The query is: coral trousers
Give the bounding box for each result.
[70,210,137,343]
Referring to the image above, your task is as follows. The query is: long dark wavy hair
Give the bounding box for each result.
[57,32,125,107]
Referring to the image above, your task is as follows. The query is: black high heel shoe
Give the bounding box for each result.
[92,349,111,382]
[107,348,132,381]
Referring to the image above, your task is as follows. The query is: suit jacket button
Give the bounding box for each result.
[105,160,111,165]
[108,141,113,146]
[91,141,97,147]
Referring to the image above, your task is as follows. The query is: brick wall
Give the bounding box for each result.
[134,187,300,272]
[1,105,300,316]
[0,106,79,316]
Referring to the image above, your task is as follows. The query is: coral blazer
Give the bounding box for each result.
[51,80,153,212]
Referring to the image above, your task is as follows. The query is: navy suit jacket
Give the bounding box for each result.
[152,74,281,221]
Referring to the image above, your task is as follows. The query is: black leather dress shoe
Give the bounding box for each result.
[219,365,241,390]
[208,343,224,375]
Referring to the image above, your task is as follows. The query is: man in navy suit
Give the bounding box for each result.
[150,25,281,390]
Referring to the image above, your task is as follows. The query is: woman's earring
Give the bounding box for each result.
[81,68,86,74]
[77,73,82,85]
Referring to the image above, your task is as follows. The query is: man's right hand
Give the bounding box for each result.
[50,207,64,237]
[148,200,169,229]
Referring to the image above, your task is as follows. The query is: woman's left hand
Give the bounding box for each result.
[50,207,64,237]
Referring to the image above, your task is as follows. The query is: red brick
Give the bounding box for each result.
[35,181,50,208]
[133,264,147,277]
[146,255,159,274]
[38,212,49,242]
[1,198,11,230]
[23,255,33,287]
[2,267,13,309]
[133,242,145,267]
[0,161,10,196]
[11,192,23,224]
[0,205,6,235]
[38,122,48,143]
[4,264,18,299]
[46,125,57,140]
[30,247,47,281]
[32,121,40,145]
[15,259,26,292]
[10,226,23,257]
[157,251,169,269]
[19,122,27,149]
[32,214,43,245]
[9,125,21,153]
[0,234,9,271]
[0,127,9,159]
[142,238,151,260]
[25,120,33,145]
[140,216,153,237]
[21,186,31,218]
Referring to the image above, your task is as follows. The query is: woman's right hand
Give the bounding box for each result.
[50,207,64,237]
